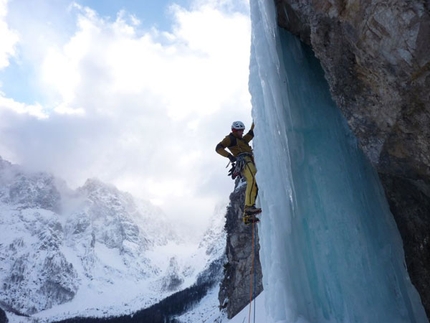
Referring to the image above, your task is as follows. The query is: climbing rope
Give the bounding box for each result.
[248,220,257,323]
[253,238,257,323]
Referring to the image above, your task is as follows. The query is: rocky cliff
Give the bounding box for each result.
[218,180,263,319]
[275,0,430,317]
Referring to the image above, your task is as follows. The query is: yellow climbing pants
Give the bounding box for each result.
[242,156,258,207]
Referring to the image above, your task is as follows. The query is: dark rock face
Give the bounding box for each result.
[218,182,263,319]
[275,0,430,317]
[7,173,61,212]
[161,258,184,291]
[0,307,7,323]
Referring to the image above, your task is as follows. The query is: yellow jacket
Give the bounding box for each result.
[215,123,254,159]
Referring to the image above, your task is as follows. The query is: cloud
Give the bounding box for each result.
[0,0,19,69]
[0,0,252,237]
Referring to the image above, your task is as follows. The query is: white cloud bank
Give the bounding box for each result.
[0,0,18,69]
[0,0,252,238]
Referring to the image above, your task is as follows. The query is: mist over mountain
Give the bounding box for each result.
[0,156,226,322]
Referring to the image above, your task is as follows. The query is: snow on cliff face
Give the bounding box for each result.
[0,157,225,319]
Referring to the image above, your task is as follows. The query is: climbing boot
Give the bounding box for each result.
[244,205,262,215]
[243,214,260,225]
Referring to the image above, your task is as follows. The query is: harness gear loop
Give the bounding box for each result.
[231,152,254,179]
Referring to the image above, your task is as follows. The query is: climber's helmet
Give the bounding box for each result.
[231,121,245,132]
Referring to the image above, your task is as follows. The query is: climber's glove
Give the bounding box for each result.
[227,163,240,180]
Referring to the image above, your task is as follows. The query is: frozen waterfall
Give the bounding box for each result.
[248,0,428,322]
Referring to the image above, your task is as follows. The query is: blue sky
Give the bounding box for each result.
[82,0,188,27]
[0,0,252,238]
[1,0,188,104]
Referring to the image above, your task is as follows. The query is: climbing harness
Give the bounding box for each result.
[227,152,254,180]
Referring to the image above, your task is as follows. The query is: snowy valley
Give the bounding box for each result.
[0,156,227,322]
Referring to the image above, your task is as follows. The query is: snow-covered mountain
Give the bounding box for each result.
[0,156,226,322]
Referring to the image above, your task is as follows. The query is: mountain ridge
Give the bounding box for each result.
[0,157,226,322]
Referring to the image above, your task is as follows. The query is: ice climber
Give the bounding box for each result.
[215,121,261,224]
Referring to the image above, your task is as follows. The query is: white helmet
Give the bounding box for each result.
[231,121,245,130]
